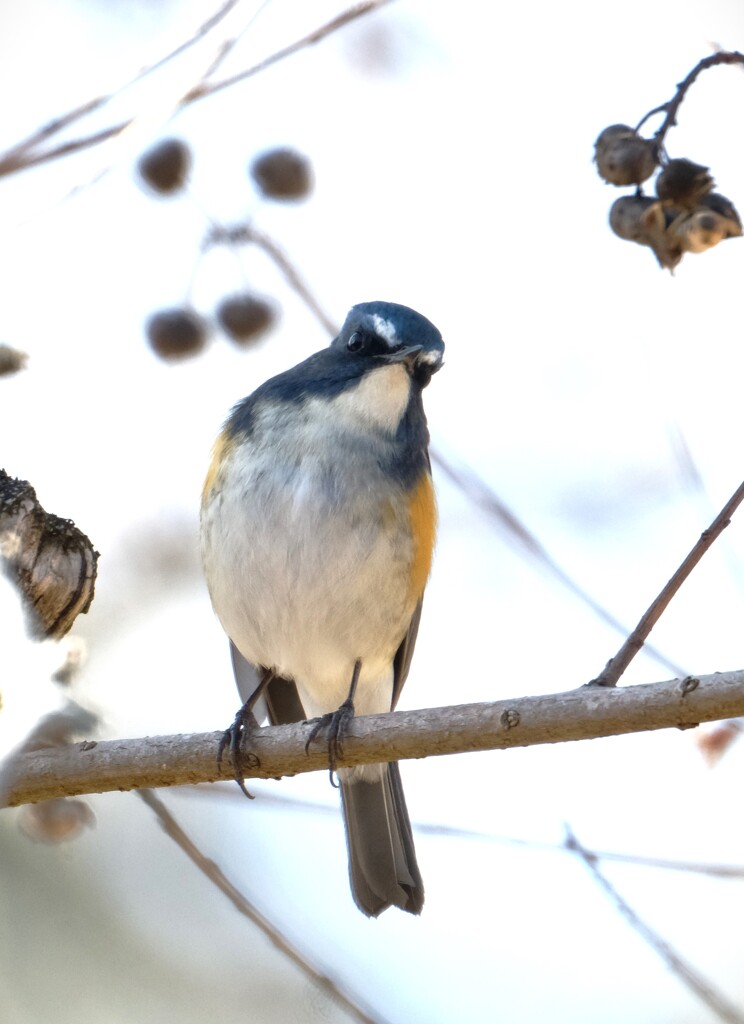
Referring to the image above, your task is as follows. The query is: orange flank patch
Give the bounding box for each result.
[201,430,234,505]
[406,471,437,602]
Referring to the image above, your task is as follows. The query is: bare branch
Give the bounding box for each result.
[136,789,386,1024]
[566,825,744,1024]
[634,50,744,151]
[591,480,744,686]
[0,0,395,180]
[184,0,395,103]
[5,669,744,807]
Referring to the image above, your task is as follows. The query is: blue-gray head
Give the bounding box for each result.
[331,301,444,388]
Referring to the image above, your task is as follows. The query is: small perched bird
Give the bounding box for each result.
[201,300,444,916]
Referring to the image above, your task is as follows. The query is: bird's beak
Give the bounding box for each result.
[384,344,443,374]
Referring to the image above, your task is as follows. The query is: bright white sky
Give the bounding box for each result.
[2,2,744,1022]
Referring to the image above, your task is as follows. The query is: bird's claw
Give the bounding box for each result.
[305,697,355,786]
[218,703,261,799]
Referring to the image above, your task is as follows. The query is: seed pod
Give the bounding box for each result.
[250,148,313,200]
[594,124,657,186]
[137,139,192,196]
[700,192,742,235]
[656,158,714,209]
[667,205,742,254]
[609,196,683,271]
[145,308,208,360]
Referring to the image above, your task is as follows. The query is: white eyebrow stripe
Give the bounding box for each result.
[370,314,398,345]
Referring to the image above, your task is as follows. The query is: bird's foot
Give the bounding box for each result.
[305,696,356,787]
[217,703,261,800]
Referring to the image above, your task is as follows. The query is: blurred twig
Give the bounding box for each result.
[136,789,386,1024]
[204,222,338,335]
[0,0,394,180]
[566,825,744,1024]
[432,451,688,679]
[7,669,744,806]
[182,785,744,879]
[591,480,744,686]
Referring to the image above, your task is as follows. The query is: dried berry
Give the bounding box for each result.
[699,192,742,232]
[656,158,714,209]
[667,206,742,254]
[216,293,277,345]
[609,196,683,271]
[594,124,657,186]
[145,308,208,360]
[137,139,192,195]
[250,148,313,200]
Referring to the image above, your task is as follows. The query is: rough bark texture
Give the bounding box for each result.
[0,470,98,638]
[4,670,744,807]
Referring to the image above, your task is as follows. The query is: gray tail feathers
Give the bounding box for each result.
[339,762,424,917]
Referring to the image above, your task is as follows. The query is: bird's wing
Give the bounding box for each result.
[391,598,424,711]
[229,639,306,725]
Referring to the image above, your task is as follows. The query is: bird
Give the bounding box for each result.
[200,300,445,916]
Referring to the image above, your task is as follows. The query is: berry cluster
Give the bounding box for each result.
[136,140,312,360]
[594,124,741,271]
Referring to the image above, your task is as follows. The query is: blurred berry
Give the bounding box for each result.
[697,720,743,767]
[594,124,657,186]
[145,308,208,360]
[0,343,27,376]
[250,148,313,200]
[656,158,714,209]
[216,293,277,345]
[137,139,192,196]
[609,196,683,271]
[19,798,95,843]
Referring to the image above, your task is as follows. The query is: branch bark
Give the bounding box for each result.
[4,670,744,807]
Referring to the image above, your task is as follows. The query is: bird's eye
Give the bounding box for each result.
[347,331,365,353]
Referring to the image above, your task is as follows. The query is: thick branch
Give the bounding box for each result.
[4,670,744,807]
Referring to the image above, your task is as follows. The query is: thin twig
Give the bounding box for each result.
[566,825,744,1024]
[136,789,386,1024]
[0,0,394,180]
[591,480,744,686]
[184,0,395,103]
[0,0,244,170]
[634,51,744,150]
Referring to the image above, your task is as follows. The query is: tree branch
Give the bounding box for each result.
[5,669,744,807]
[634,50,744,151]
[0,0,394,180]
